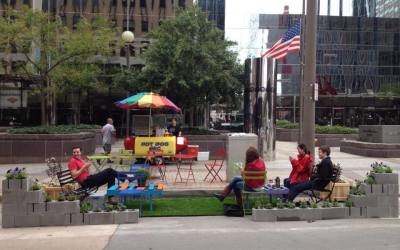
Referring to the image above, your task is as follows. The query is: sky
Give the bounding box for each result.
[224,0,353,61]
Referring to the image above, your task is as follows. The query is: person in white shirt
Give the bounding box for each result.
[102,118,116,155]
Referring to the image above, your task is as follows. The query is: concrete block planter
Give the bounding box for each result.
[252,208,323,222]
[383,184,399,195]
[376,196,399,207]
[371,173,398,184]
[2,178,31,192]
[366,207,392,218]
[349,195,377,207]
[252,208,277,222]
[45,200,80,214]
[14,215,41,227]
[1,215,15,228]
[347,207,367,218]
[70,213,84,225]
[40,214,70,226]
[27,203,46,214]
[25,190,46,203]
[371,184,384,195]
[2,204,28,216]
[359,183,372,195]
[89,212,114,225]
[83,213,91,225]
[113,210,140,224]
[320,207,347,220]
[2,191,25,204]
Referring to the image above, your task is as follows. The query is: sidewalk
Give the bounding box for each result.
[1,140,400,196]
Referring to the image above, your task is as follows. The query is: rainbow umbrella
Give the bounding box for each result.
[115,92,181,112]
[115,92,181,135]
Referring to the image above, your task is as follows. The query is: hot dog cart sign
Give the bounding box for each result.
[134,136,176,156]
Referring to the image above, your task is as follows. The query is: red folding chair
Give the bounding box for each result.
[204,148,225,182]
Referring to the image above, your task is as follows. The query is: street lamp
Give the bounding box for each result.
[121,30,134,137]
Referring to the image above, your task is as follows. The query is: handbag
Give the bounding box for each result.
[223,204,244,217]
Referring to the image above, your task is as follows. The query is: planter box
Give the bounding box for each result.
[70,213,84,225]
[320,181,351,201]
[113,210,140,224]
[2,204,28,216]
[320,207,347,220]
[2,191,26,204]
[371,173,398,185]
[43,186,63,201]
[45,200,80,214]
[25,190,46,203]
[2,178,31,192]
[14,215,42,227]
[40,214,70,226]
[252,208,322,222]
[89,212,115,225]
[347,207,367,218]
[383,184,399,195]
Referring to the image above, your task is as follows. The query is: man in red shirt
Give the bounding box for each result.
[68,147,119,195]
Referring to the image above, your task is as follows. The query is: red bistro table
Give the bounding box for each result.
[174,154,196,184]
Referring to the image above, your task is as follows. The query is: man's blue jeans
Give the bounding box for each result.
[287,180,314,201]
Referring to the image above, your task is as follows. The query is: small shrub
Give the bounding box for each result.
[300,201,308,209]
[45,194,51,202]
[58,193,65,201]
[31,181,41,191]
[265,203,273,209]
[331,201,340,207]
[364,173,376,185]
[254,200,262,209]
[115,204,127,211]
[276,120,299,129]
[104,204,114,212]
[80,202,92,213]
[350,180,366,195]
[286,202,296,209]
[310,202,318,208]
[316,125,358,134]
[93,208,101,213]
[6,167,28,180]
[345,199,353,207]
[322,201,332,208]
[276,201,285,209]
[370,162,393,174]
[66,194,77,201]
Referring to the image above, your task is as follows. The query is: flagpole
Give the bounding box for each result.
[299,0,306,143]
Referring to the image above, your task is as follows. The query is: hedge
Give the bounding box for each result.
[276,120,358,134]
[8,124,101,134]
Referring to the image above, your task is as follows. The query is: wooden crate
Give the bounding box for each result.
[320,181,351,201]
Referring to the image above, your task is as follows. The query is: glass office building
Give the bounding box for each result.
[259,13,400,126]
[198,0,225,31]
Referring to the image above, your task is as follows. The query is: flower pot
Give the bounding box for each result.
[320,181,351,201]
[43,185,63,201]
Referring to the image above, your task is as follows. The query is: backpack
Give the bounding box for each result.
[223,204,244,217]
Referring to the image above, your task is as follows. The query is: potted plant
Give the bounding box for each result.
[136,169,150,186]
[31,179,42,191]
[369,162,397,184]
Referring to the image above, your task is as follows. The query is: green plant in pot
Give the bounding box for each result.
[31,179,42,191]
[136,169,150,186]
[80,202,92,213]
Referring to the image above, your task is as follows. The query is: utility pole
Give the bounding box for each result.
[300,0,317,155]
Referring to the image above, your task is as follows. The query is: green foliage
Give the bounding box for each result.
[322,201,332,208]
[141,6,242,114]
[286,202,296,209]
[75,124,102,129]
[104,203,114,212]
[276,199,285,209]
[6,168,28,179]
[45,194,51,202]
[31,181,41,191]
[345,199,353,207]
[265,203,273,209]
[371,162,393,173]
[310,202,318,208]
[136,169,151,180]
[364,173,376,185]
[350,180,366,196]
[276,120,357,134]
[115,204,127,211]
[300,201,308,209]
[58,193,65,202]
[331,201,340,207]
[80,202,93,213]
[9,126,80,134]
[93,208,102,213]
[276,120,299,129]
[66,194,77,201]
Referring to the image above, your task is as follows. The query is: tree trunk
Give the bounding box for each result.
[40,80,47,126]
[189,106,194,127]
[77,90,81,125]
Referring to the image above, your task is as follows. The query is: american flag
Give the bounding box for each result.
[262,20,301,60]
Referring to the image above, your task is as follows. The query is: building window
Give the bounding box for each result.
[160,0,166,8]
[123,19,135,32]
[142,21,148,32]
[179,0,185,8]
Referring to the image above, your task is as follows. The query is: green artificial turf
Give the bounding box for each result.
[126,196,240,217]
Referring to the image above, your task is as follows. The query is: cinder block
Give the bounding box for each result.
[45,201,70,214]
[383,184,399,195]
[2,204,28,216]
[349,195,377,207]
[40,214,70,226]
[89,212,114,225]
[87,194,106,211]
[64,200,80,213]
[366,207,391,218]
[321,207,347,220]
[2,178,31,192]
[25,191,46,203]
[70,213,84,225]
[27,203,46,214]
[113,210,139,224]
[21,178,32,191]
[1,215,15,228]
[390,206,399,218]
[298,208,322,221]
[348,207,367,218]
[251,209,277,222]
[371,184,384,195]
[376,196,399,207]
[83,213,91,225]
[14,215,41,227]
[2,192,25,204]
[371,173,398,184]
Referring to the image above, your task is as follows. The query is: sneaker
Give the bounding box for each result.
[213,193,225,202]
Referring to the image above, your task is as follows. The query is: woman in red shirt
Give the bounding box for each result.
[214,147,266,207]
[284,144,313,189]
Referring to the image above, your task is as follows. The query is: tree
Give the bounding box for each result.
[141,6,242,126]
[0,7,115,125]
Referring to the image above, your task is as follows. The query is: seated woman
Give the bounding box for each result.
[214,147,266,207]
[284,144,313,189]
[287,145,334,201]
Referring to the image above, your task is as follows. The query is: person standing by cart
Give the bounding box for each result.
[102,117,116,155]
[167,118,182,137]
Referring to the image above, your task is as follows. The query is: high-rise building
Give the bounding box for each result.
[353,0,377,17]
[376,0,400,18]
[259,13,400,126]
[198,0,225,31]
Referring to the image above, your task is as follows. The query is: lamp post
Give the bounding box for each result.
[121,30,134,137]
